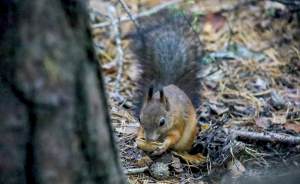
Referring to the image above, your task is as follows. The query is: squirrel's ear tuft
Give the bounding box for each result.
[146,86,154,102]
[160,89,170,111]
[159,89,164,103]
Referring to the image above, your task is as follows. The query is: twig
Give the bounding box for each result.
[92,0,183,29]
[225,128,300,144]
[107,5,124,95]
[117,0,140,29]
[124,166,149,175]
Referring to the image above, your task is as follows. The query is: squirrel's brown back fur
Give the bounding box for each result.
[131,9,202,116]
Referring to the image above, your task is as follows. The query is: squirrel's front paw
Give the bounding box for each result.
[136,138,161,152]
[151,145,168,156]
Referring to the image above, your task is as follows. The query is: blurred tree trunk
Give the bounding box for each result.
[0,0,125,183]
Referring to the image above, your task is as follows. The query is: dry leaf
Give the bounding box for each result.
[204,13,226,33]
[171,156,183,173]
[284,122,300,133]
[137,155,153,167]
[255,117,271,129]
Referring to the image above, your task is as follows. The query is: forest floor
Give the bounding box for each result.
[89,0,300,183]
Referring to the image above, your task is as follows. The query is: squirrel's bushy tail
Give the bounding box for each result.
[130,9,202,116]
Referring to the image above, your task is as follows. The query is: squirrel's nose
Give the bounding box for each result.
[145,132,158,142]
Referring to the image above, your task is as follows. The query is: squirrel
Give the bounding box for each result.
[130,9,204,163]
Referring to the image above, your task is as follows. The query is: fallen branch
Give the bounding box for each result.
[92,0,182,29]
[124,166,149,175]
[225,128,300,144]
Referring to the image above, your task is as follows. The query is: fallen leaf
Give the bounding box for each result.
[272,115,287,124]
[204,13,226,33]
[270,91,286,110]
[137,156,153,167]
[284,122,300,133]
[171,156,183,173]
[255,117,271,129]
[89,0,111,16]
[253,77,268,91]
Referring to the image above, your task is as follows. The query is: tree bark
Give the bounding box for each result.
[0,0,125,183]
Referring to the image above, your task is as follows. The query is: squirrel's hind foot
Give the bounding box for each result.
[173,151,206,165]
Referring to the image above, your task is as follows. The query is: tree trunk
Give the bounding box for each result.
[0,0,125,183]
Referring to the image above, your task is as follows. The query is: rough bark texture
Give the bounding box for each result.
[0,0,125,183]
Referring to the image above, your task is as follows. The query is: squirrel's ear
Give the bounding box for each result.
[159,89,164,103]
[146,86,154,102]
[159,89,170,111]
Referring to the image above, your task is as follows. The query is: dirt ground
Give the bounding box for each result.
[89,0,300,183]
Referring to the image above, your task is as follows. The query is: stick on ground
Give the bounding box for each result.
[226,128,300,144]
[124,166,149,175]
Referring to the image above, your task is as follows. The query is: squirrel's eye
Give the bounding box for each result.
[159,117,165,127]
